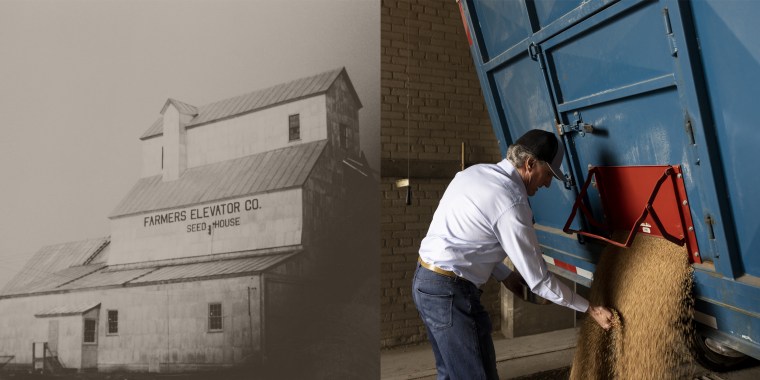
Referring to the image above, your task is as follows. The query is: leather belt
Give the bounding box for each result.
[417,257,458,279]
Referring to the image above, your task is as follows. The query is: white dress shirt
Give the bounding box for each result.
[418,159,589,312]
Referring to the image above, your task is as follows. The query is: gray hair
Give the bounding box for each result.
[506,143,536,168]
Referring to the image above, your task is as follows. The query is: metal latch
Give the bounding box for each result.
[528,43,545,69]
[528,43,542,61]
[556,112,594,137]
[561,173,575,190]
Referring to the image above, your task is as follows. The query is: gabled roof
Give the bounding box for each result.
[0,237,109,296]
[109,140,326,218]
[140,67,360,140]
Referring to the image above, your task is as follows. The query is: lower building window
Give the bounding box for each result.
[83,318,97,344]
[107,310,118,335]
[208,303,223,332]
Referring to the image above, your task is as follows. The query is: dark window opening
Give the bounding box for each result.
[107,310,118,335]
[208,303,223,332]
[340,123,348,149]
[84,319,97,343]
[289,114,300,141]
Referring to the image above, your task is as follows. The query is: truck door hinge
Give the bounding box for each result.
[528,43,545,69]
[662,8,678,57]
[556,112,594,137]
[705,214,716,240]
[685,118,696,145]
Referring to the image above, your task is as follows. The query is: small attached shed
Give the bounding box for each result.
[33,303,101,371]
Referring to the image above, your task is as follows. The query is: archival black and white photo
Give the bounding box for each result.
[0,1,379,378]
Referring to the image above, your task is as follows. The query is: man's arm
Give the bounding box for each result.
[494,203,613,329]
[500,270,526,299]
[500,271,613,329]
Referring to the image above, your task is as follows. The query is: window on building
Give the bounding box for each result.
[208,303,223,332]
[289,114,300,141]
[107,310,118,335]
[83,318,97,344]
[339,123,348,149]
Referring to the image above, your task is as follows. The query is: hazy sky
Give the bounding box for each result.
[0,0,379,288]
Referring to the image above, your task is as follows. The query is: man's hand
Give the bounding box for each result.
[501,271,526,297]
[588,305,614,330]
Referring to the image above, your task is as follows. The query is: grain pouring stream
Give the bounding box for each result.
[570,234,696,379]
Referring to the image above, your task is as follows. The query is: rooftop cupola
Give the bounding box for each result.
[161,98,198,181]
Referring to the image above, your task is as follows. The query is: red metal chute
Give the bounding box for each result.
[563,165,701,263]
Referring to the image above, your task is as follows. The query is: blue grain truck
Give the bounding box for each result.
[458,0,760,370]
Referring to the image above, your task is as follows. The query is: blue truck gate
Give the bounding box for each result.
[458,0,760,367]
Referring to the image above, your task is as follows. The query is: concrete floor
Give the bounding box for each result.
[380,327,760,380]
[380,328,578,380]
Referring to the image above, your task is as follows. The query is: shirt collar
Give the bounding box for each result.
[496,158,513,172]
[497,158,529,196]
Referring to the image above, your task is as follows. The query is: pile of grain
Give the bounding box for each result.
[570,234,695,379]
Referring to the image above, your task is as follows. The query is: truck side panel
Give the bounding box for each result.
[460,0,760,359]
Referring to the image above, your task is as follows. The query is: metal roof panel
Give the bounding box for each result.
[238,151,267,194]
[238,91,264,114]
[140,118,164,140]
[278,142,321,188]
[35,302,101,318]
[271,81,295,105]
[246,150,275,194]
[0,238,109,295]
[129,253,298,284]
[226,153,259,198]
[56,267,156,290]
[110,140,326,217]
[287,72,315,99]
[8,265,106,296]
[258,147,290,191]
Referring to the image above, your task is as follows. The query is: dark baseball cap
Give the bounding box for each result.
[514,129,565,180]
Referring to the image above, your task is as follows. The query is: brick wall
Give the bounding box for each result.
[380,0,502,348]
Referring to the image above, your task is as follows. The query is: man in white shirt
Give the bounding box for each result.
[413,129,613,380]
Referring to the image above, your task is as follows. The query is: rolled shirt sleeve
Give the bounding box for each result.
[494,202,589,312]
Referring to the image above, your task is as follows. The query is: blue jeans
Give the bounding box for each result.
[412,263,498,380]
